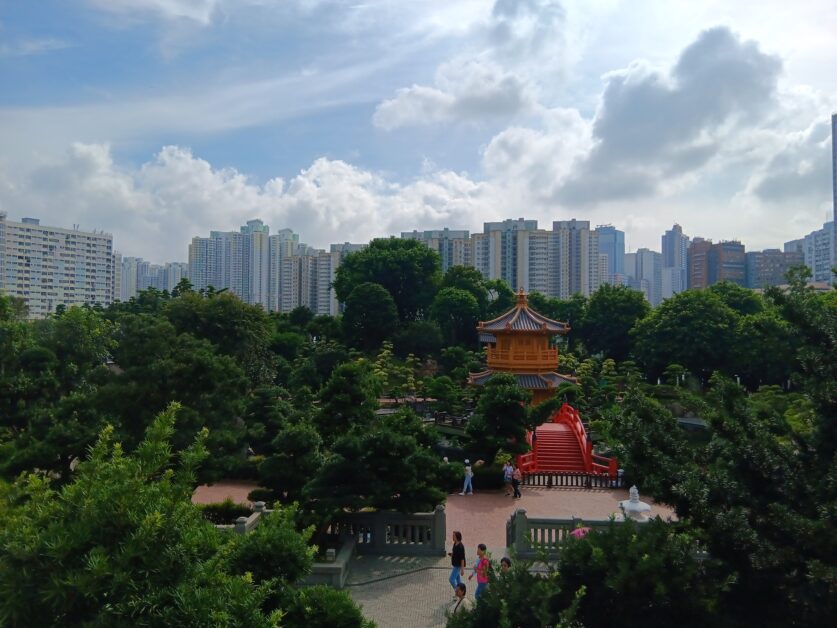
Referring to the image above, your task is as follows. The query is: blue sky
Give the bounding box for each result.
[1,0,835,261]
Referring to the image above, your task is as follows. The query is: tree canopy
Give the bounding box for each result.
[333,238,442,322]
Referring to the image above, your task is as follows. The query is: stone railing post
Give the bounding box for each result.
[513,508,529,555]
[254,501,266,513]
[235,516,248,535]
[372,512,388,553]
[433,504,446,554]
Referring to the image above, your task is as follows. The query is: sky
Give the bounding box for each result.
[0,0,835,262]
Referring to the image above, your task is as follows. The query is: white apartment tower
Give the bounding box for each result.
[401,229,471,271]
[0,214,116,318]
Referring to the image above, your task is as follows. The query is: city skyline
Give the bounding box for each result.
[1,2,835,263]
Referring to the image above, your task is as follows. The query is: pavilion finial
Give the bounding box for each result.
[516,288,527,306]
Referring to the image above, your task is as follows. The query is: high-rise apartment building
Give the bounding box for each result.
[119,257,189,300]
[802,221,835,283]
[745,249,805,288]
[711,241,746,286]
[401,229,471,271]
[189,220,271,306]
[552,220,600,298]
[471,218,539,290]
[637,248,663,306]
[661,223,689,299]
[687,238,713,289]
[595,225,625,281]
[241,219,270,309]
[468,218,601,298]
[0,214,116,318]
[832,113,836,229]
[687,238,746,288]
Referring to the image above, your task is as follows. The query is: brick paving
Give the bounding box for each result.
[349,567,454,628]
[191,480,260,505]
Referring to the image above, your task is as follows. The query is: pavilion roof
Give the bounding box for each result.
[478,290,569,334]
[468,370,577,389]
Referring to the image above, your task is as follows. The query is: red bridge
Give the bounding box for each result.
[517,403,618,476]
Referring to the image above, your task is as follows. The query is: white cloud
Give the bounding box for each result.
[0,38,72,57]
[373,58,535,130]
[2,144,503,262]
[86,0,221,24]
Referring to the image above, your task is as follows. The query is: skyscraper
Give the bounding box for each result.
[661,223,689,299]
[594,225,625,282]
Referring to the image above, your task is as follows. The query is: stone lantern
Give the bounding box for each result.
[619,485,652,521]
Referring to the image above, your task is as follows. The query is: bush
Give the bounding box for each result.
[247,488,276,504]
[472,463,505,490]
[224,455,264,480]
[440,461,465,492]
[283,585,374,627]
[199,498,251,524]
[227,506,314,585]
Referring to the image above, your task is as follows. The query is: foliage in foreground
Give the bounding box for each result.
[0,404,369,627]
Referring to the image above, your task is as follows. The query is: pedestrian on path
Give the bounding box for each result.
[460,459,474,495]
[503,461,513,495]
[469,544,490,599]
[447,584,473,617]
[500,557,512,573]
[512,464,523,499]
[448,531,466,591]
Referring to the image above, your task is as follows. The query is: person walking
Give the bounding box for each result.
[503,461,513,496]
[468,543,490,599]
[459,459,474,495]
[512,464,523,499]
[448,531,466,592]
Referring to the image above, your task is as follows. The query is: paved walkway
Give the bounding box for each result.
[349,486,674,627]
[191,480,259,505]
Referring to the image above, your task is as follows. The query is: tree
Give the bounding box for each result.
[259,421,323,503]
[466,373,531,460]
[313,361,379,444]
[632,289,739,380]
[430,287,480,347]
[97,315,250,480]
[580,284,650,361]
[0,405,281,627]
[342,282,399,351]
[164,291,276,385]
[306,410,446,514]
[708,281,764,315]
[733,309,795,388]
[333,238,441,321]
[484,279,515,318]
[441,266,489,317]
[392,320,443,358]
[597,389,691,505]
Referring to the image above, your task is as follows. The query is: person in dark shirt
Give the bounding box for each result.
[448,530,466,592]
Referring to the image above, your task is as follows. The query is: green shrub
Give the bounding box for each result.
[284,585,374,627]
[247,488,276,503]
[227,506,314,585]
[472,463,505,490]
[199,498,251,524]
[440,461,464,492]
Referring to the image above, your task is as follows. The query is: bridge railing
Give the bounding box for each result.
[324,505,446,556]
[522,471,624,488]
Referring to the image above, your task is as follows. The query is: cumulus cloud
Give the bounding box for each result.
[747,119,832,204]
[372,0,564,130]
[4,144,501,262]
[373,58,535,130]
[555,27,783,204]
